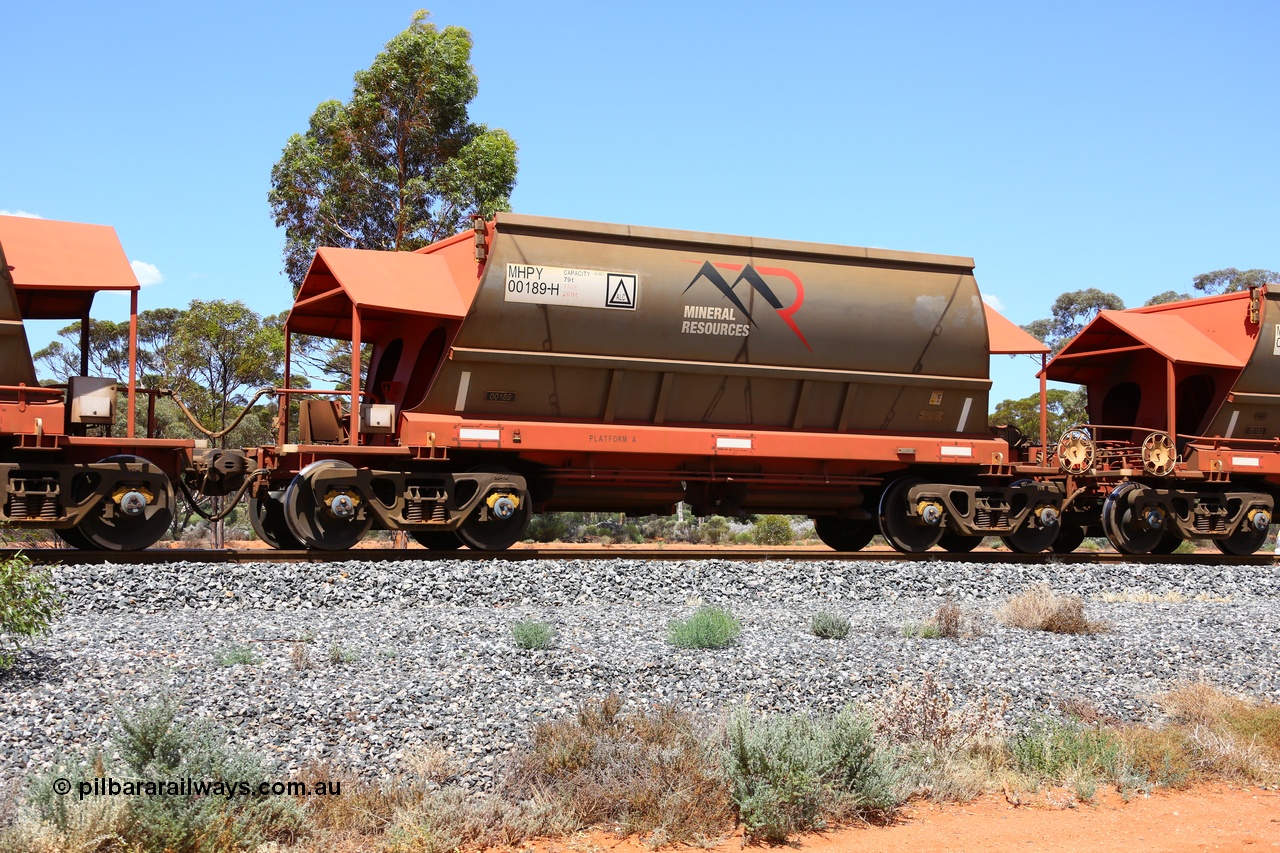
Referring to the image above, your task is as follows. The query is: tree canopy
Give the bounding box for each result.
[1192,268,1280,294]
[268,11,518,292]
[1021,288,1126,353]
[990,388,1088,440]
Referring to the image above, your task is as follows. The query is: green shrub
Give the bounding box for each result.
[328,643,358,664]
[902,622,942,639]
[526,513,570,543]
[1011,717,1124,784]
[28,696,303,852]
[699,516,730,544]
[639,515,678,541]
[511,620,555,650]
[724,707,900,843]
[0,553,63,670]
[750,515,794,546]
[213,643,262,667]
[667,606,742,649]
[810,611,851,640]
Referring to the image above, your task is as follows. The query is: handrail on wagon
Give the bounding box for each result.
[0,383,64,397]
[1179,432,1280,451]
[0,383,65,415]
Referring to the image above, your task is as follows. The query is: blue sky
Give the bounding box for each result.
[4,1,1277,401]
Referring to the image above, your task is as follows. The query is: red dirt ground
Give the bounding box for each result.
[529,786,1280,853]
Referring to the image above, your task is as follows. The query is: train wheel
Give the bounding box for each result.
[54,526,96,550]
[1050,524,1086,554]
[1100,482,1163,555]
[1151,533,1184,555]
[249,492,304,550]
[283,460,372,551]
[1214,523,1270,556]
[457,494,531,551]
[1003,519,1060,553]
[938,530,983,553]
[878,477,944,553]
[814,517,877,552]
[411,530,464,551]
[77,456,174,551]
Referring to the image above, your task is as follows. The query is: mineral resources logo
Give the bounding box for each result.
[681,261,810,350]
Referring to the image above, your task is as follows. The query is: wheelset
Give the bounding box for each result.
[937,530,983,553]
[1100,482,1164,555]
[69,455,175,551]
[814,517,878,552]
[249,490,304,550]
[878,477,944,553]
[283,460,373,550]
[411,530,464,551]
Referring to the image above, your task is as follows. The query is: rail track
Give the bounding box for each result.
[3,546,1278,566]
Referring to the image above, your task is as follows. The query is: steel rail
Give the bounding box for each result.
[3,547,1278,566]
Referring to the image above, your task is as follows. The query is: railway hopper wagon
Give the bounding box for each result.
[259,214,1060,553]
[0,215,252,550]
[1046,287,1280,555]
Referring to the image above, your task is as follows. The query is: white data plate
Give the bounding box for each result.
[504,264,637,310]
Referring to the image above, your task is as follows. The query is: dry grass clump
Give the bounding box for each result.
[506,694,732,845]
[903,601,984,641]
[292,752,564,853]
[998,583,1107,634]
[873,674,1010,802]
[1095,589,1233,604]
[1158,683,1280,783]
[875,673,1007,756]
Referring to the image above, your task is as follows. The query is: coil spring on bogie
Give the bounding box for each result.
[403,486,447,524]
[1193,514,1228,534]
[975,509,1005,529]
[5,480,61,521]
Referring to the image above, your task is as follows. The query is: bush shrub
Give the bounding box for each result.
[724,707,900,843]
[810,611,851,640]
[511,620,555,650]
[0,553,63,670]
[750,515,794,546]
[506,695,731,842]
[1010,717,1124,784]
[526,513,570,543]
[874,673,1007,756]
[27,697,303,852]
[699,516,730,545]
[213,643,262,666]
[998,583,1106,634]
[667,606,742,649]
[327,643,358,664]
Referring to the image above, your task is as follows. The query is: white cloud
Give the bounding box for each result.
[131,260,163,286]
[0,209,42,218]
[981,292,1005,312]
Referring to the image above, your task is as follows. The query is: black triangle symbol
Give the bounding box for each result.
[609,279,632,305]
